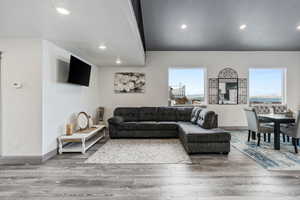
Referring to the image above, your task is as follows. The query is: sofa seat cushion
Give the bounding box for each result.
[196,109,216,129]
[117,122,138,130]
[118,121,159,130]
[135,121,159,130]
[157,121,178,130]
[157,107,177,121]
[176,107,193,121]
[117,122,140,130]
[190,107,202,124]
[114,107,139,122]
[139,107,158,121]
[117,121,178,131]
[113,130,178,138]
[178,122,230,143]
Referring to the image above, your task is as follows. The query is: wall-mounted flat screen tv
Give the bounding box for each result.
[67,55,91,87]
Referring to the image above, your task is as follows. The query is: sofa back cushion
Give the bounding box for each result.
[176,107,194,121]
[139,107,158,121]
[114,107,139,122]
[190,107,202,124]
[157,107,177,121]
[196,109,216,129]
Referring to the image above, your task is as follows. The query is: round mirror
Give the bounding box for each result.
[77,112,89,130]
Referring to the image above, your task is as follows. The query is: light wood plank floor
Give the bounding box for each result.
[1,133,300,200]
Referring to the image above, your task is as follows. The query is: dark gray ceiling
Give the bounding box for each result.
[140,0,300,51]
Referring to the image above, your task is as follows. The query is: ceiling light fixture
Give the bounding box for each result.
[116,58,122,64]
[56,7,70,15]
[297,25,300,30]
[181,24,187,30]
[98,45,107,50]
[239,24,247,30]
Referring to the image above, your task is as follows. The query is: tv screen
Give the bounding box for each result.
[68,55,91,86]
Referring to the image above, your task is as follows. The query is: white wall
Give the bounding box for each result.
[99,51,300,127]
[0,52,2,156]
[42,41,101,155]
[0,39,101,157]
[0,39,43,156]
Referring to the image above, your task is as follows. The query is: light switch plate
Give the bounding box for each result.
[12,82,22,89]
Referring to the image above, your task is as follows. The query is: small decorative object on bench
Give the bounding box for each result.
[88,115,93,128]
[97,107,105,125]
[66,124,74,136]
[77,112,90,130]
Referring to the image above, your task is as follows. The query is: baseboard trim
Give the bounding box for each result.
[0,148,58,165]
[0,156,43,165]
[42,148,58,162]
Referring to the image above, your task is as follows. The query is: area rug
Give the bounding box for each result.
[231,131,300,171]
[85,139,192,164]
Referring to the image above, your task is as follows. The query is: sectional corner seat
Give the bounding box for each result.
[108,107,231,154]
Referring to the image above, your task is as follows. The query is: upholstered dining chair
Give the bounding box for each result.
[280,110,300,153]
[244,108,274,146]
[272,105,288,114]
[252,105,272,123]
[252,105,274,136]
[273,105,292,143]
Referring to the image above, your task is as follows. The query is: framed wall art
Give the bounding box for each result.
[114,72,145,93]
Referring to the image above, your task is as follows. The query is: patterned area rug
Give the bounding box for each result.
[231,131,300,170]
[85,139,192,164]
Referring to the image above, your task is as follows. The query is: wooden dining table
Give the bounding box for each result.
[258,114,295,150]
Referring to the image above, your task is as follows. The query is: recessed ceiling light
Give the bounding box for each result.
[56,7,70,15]
[181,24,187,30]
[98,45,107,50]
[116,59,122,64]
[297,25,300,30]
[239,24,247,30]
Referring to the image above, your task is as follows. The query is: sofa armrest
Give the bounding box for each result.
[108,116,124,125]
[213,114,218,128]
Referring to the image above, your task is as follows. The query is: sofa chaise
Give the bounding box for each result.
[108,107,231,154]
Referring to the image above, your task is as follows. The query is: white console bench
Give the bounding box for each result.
[58,125,106,154]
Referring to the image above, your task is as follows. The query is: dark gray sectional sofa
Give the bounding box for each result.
[108,107,231,154]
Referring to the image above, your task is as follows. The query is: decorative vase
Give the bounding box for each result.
[88,116,93,128]
[66,124,74,135]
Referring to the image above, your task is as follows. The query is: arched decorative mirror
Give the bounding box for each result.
[218,68,238,104]
[209,68,247,105]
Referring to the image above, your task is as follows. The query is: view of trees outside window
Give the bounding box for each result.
[168,68,205,106]
[249,69,284,104]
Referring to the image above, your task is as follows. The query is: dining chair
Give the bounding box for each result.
[244,108,274,146]
[272,105,287,114]
[272,105,292,142]
[280,110,300,153]
[252,105,274,142]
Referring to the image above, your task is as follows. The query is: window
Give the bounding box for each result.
[249,68,285,104]
[168,68,205,106]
